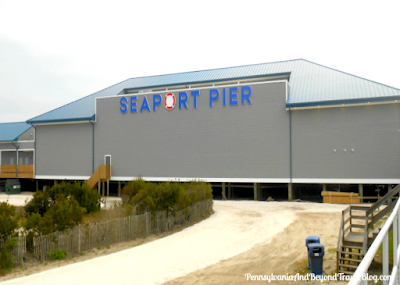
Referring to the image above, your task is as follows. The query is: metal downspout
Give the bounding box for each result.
[289,107,293,187]
[89,118,95,173]
[11,141,19,177]
[287,81,293,201]
[30,124,36,178]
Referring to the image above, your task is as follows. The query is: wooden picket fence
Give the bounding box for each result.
[0,236,26,266]
[33,199,213,261]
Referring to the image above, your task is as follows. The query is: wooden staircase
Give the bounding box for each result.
[86,165,111,189]
[337,185,399,275]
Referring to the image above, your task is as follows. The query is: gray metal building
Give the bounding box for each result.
[2,59,400,199]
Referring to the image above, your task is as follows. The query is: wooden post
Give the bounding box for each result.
[98,178,101,193]
[288,183,294,201]
[78,224,81,253]
[102,181,105,197]
[228,183,232,199]
[118,181,121,197]
[107,179,110,197]
[222,182,227,200]
[359,184,363,202]
[36,180,39,191]
[254,183,258,201]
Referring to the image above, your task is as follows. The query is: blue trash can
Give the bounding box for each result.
[308,243,324,276]
[306,236,320,269]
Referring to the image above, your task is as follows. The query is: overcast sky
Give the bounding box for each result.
[0,0,399,123]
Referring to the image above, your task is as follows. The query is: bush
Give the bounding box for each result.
[0,202,18,239]
[48,249,66,260]
[24,182,99,235]
[121,178,147,204]
[122,180,213,215]
[0,239,17,275]
[25,182,101,217]
[0,202,19,274]
[68,183,101,214]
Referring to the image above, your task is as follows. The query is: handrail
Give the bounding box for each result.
[369,203,395,228]
[337,207,347,272]
[366,185,400,216]
[349,197,400,285]
[362,215,369,253]
[337,207,347,251]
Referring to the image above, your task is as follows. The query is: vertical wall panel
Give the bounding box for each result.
[35,124,92,177]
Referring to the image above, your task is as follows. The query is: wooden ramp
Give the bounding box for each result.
[337,186,398,275]
[87,165,111,189]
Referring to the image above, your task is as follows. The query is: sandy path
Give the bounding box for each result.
[0,200,347,285]
[166,210,348,284]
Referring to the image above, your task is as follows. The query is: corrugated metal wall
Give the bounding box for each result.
[35,124,92,177]
[94,81,290,181]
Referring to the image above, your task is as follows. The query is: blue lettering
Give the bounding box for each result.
[140,96,151,112]
[209,89,219,107]
[179,92,188,109]
[241,86,252,104]
[223,88,226,106]
[153,94,162,111]
[191,90,199,108]
[120,97,128,113]
[229,87,238,105]
[130,96,137,113]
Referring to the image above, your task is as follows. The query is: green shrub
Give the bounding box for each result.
[69,183,101,214]
[48,249,66,260]
[24,190,52,216]
[121,178,147,204]
[24,182,98,236]
[0,239,17,275]
[183,181,213,203]
[25,197,86,235]
[0,202,18,239]
[122,180,213,214]
[0,202,19,275]
[25,182,100,217]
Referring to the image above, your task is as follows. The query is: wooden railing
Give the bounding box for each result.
[0,165,34,179]
[337,206,350,269]
[361,185,400,252]
[337,185,400,258]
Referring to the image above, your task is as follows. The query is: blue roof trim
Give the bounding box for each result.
[0,122,32,142]
[287,95,400,108]
[28,117,94,125]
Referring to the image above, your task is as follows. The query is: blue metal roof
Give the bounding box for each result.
[27,59,400,124]
[0,122,32,142]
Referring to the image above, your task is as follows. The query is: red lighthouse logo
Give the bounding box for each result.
[164,93,176,110]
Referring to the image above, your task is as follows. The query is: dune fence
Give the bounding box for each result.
[33,199,213,261]
[0,236,26,266]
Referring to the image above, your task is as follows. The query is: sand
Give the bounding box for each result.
[0,192,33,206]
[0,200,348,284]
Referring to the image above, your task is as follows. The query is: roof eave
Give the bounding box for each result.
[27,116,95,125]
